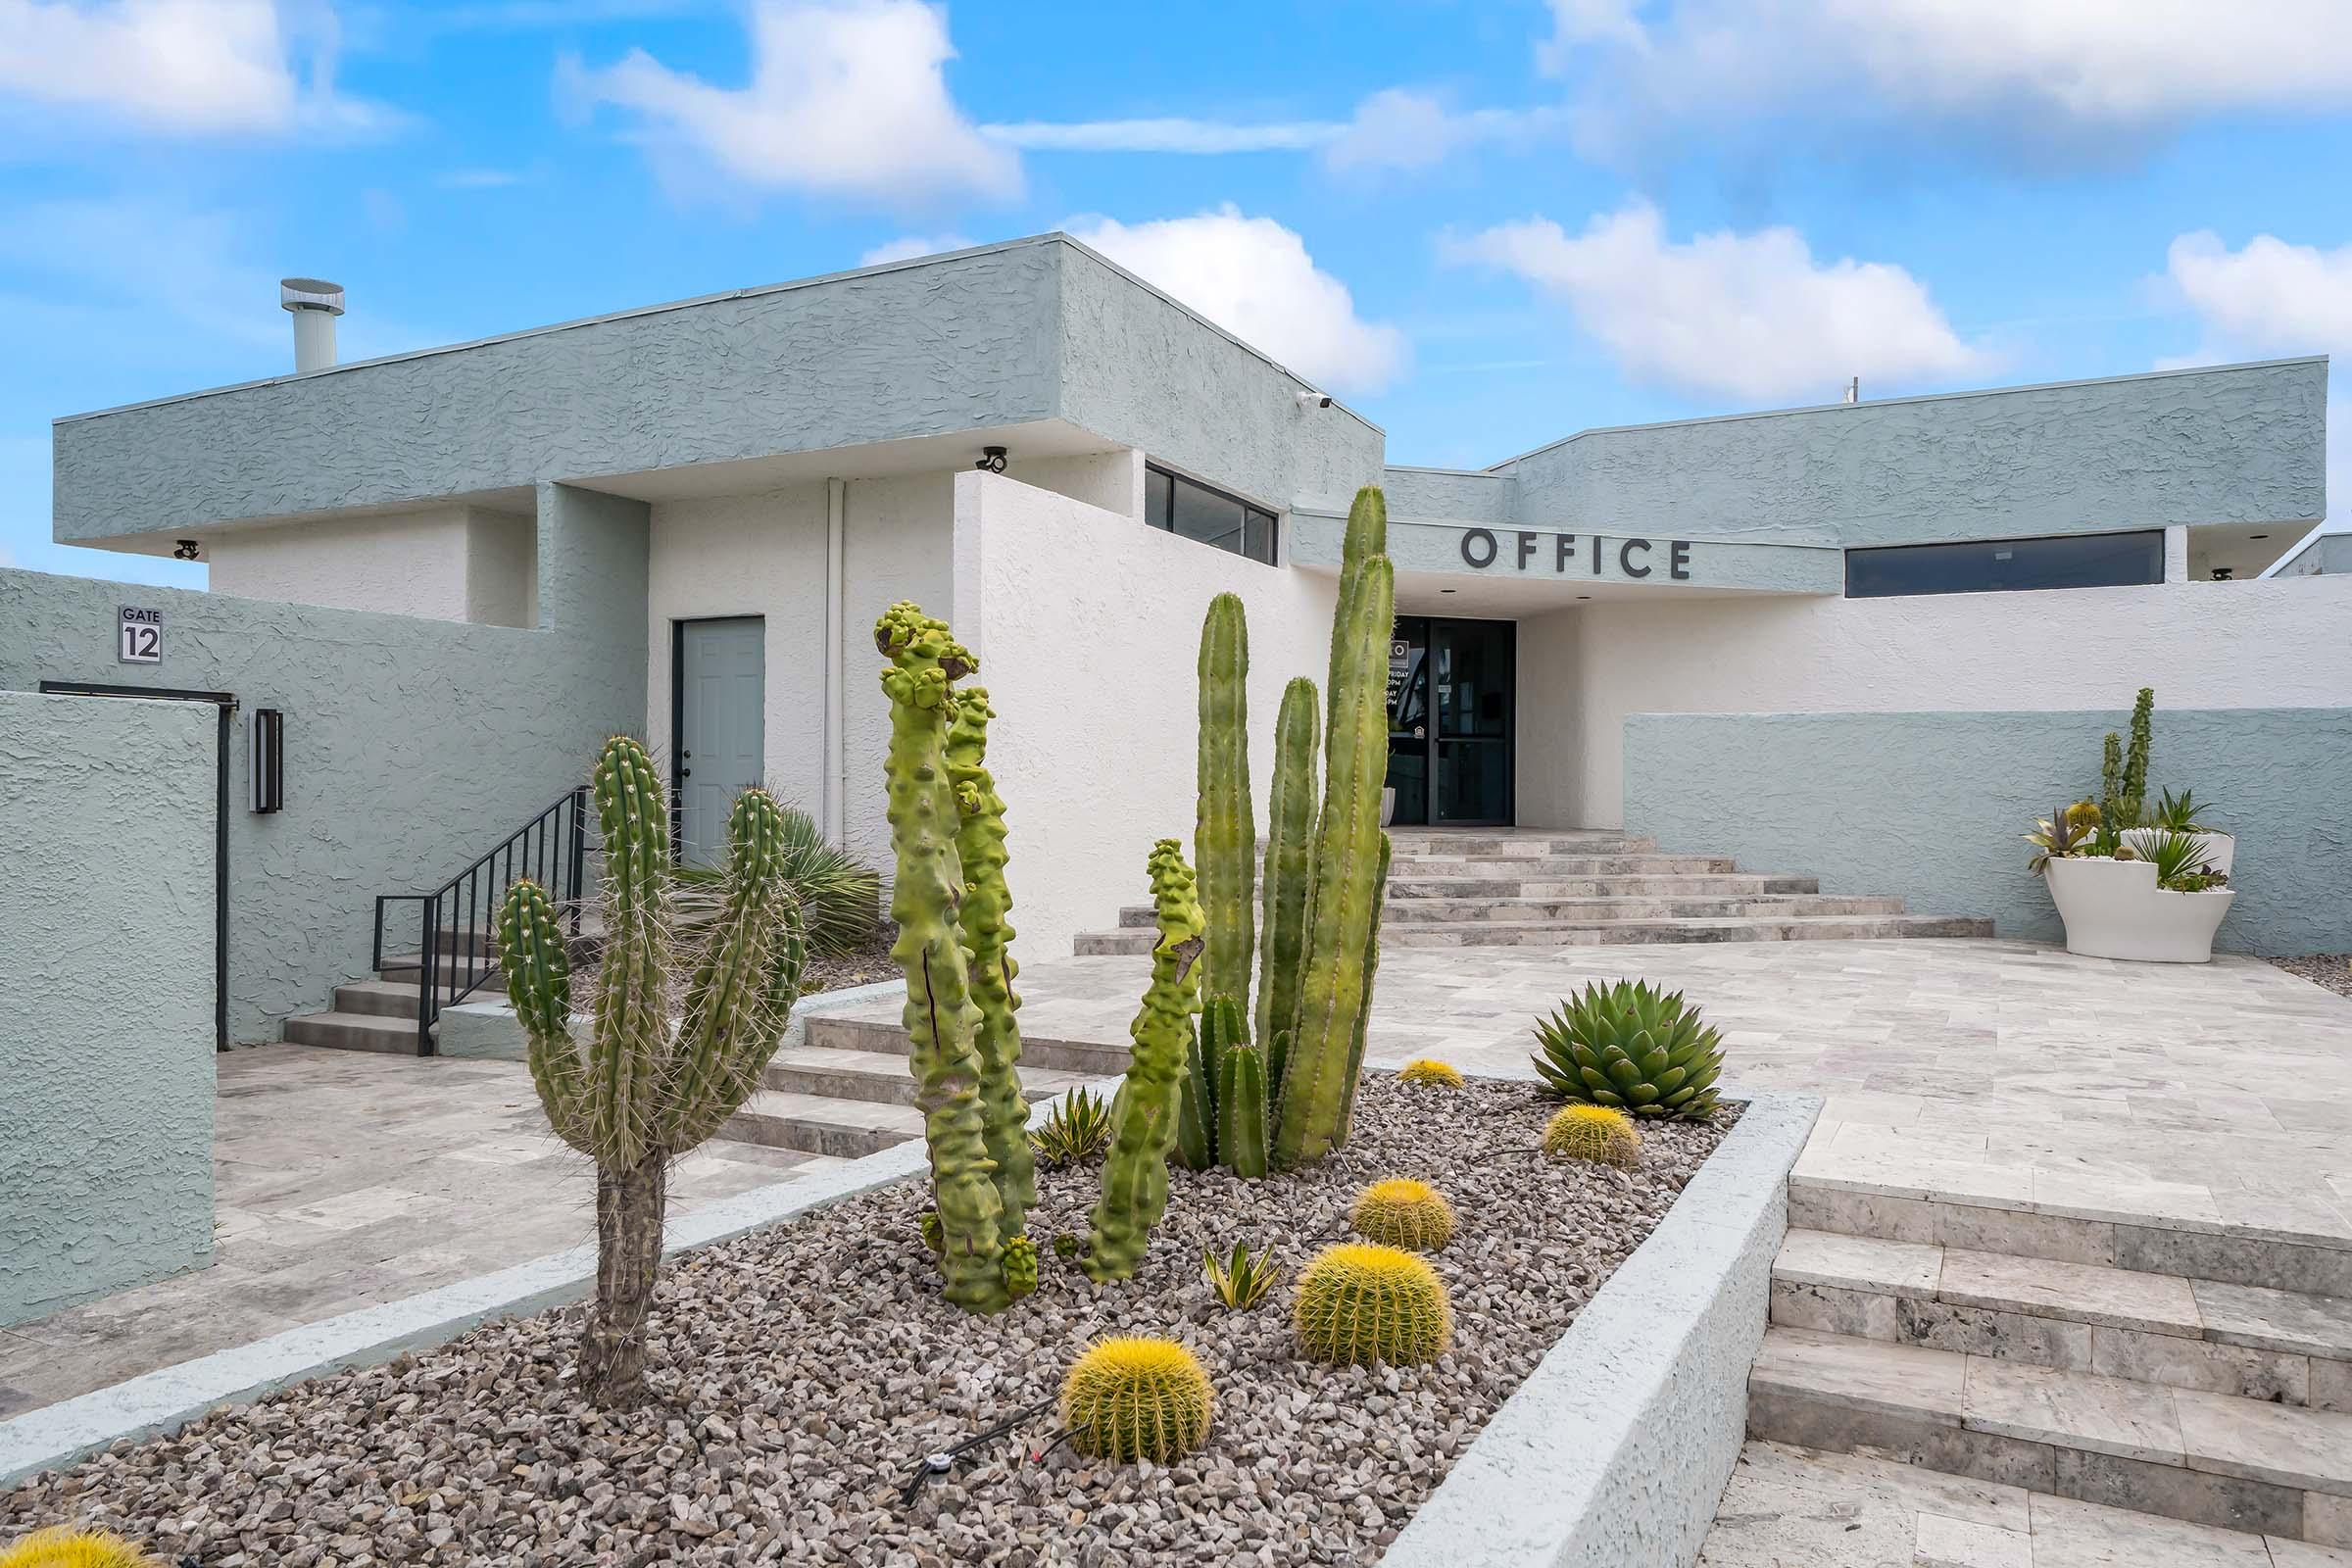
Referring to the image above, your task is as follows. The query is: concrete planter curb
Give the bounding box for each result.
[1381,1087,1821,1568]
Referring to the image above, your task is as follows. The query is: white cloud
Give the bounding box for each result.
[1065,208,1408,397]
[0,0,393,136]
[570,0,1019,208]
[1546,0,2352,152]
[1447,202,1988,404]
[985,118,1339,154]
[1321,89,1566,173]
[859,232,974,266]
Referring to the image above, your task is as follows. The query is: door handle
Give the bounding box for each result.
[681,767,692,778]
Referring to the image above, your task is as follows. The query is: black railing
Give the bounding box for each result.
[372,787,589,1054]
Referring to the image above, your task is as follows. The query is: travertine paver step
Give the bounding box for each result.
[760,1044,1101,1107]
[1113,894,1904,927]
[717,1089,925,1159]
[1074,913,1991,955]
[1376,854,1742,876]
[1385,874,1823,898]
[1375,832,1660,857]
[804,1013,1131,1077]
[281,1010,422,1054]
[1747,1325,2352,1543]
[1772,1229,2352,1410]
[332,976,507,1017]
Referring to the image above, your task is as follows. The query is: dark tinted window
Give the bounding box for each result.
[1145,463,1278,564]
[1845,530,2164,598]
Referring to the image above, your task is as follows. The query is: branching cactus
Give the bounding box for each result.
[946,684,1035,1244]
[501,736,805,1405]
[1274,487,1396,1168]
[1255,676,1319,1093]
[876,603,1011,1315]
[1086,841,1206,1283]
[1195,593,1254,1025]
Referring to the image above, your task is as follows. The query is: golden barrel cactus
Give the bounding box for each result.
[1059,1337,1215,1463]
[1294,1242,1454,1366]
[1544,1103,1642,1168]
[1396,1057,1464,1088]
[0,1529,161,1568]
[1348,1178,1457,1252]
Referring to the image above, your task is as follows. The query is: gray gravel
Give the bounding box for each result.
[2270,955,2352,1000]
[3,1076,1730,1567]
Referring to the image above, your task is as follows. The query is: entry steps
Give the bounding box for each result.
[1073,828,1991,954]
[1747,1187,2352,1546]
[281,927,514,1054]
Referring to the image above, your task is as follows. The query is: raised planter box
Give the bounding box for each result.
[2043,856,2236,964]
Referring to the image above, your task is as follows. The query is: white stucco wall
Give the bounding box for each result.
[1526,574,2352,828]
[953,468,1341,964]
[206,505,536,627]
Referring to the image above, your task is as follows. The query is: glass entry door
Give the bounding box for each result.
[1387,616,1514,826]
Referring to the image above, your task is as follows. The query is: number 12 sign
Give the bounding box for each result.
[118,606,163,663]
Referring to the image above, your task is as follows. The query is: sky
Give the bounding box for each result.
[2,0,2349,589]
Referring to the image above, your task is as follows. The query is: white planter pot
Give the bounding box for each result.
[2042,856,2236,963]
[2120,827,2236,877]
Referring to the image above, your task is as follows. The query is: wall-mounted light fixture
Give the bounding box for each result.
[251,708,285,812]
[974,446,1008,473]
[172,540,202,561]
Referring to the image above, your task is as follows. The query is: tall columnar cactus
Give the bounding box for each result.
[501,736,805,1404]
[2123,686,2155,825]
[1273,487,1396,1168]
[946,685,1034,1242]
[1255,676,1319,1092]
[1217,1043,1270,1178]
[1195,593,1255,1026]
[1336,831,1393,1142]
[1176,995,1244,1172]
[876,603,1009,1315]
[2100,731,2125,828]
[1086,841,1205,1282]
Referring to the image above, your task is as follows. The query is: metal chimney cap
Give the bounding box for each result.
[280,277,346,315]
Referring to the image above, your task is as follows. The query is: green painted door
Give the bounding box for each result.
[676,616,765,868]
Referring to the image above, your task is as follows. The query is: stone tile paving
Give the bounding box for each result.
[0,1045,827,1418]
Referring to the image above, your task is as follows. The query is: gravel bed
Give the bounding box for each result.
[2270,954,2352,1000]
[3,1077,1732,1567]
[800,922,901,996]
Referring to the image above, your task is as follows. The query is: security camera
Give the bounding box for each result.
[1295,390,1333,410]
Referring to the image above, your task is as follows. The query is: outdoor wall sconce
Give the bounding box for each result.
[172,540,202,561]
[975,446,1008,473]
[251,708,285,812]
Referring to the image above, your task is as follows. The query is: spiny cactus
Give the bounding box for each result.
[1543,1103,1642,1168]
[1532,979,1725,1121]
[1218,1043,1270,1179]
[501,736,805,1405]
[1295,1242,1454,1367]
[876,602,1008,1314]
[1256,676,1319,1090]
[946,684,1034,1236]
[2123,686,2154,824]
[1195,593,1254,1023]
[2100,731,2126,829]
[1349,1178,1456,1252]
[0,1528,162,1568]
[1274,489,1396,1168]
[1053,1231,1082,1261]
[1059,1338,1215,1463]
[1176,996,1244,1171]
[1085,841,1206,1282]
[1396,1058,1465,1088]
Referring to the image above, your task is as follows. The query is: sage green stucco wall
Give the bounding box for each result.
[1623,708,2352,954]
[1,691,216,1324]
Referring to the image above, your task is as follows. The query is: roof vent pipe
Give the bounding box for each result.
[280,277,346,373]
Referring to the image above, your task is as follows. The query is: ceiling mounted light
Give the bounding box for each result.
[975,446,1008,473]
[172,539,202,561]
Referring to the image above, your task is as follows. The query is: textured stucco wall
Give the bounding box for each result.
[1496,359,2326,547]
[953,469,1340,963]
[0,691,215,1325]
[1539,572,2352,827]
[1624,708,2352,954]
[1291,514,1844,595]
[54,243,1065,537]
[206,505,536,628]
[0,494,645,1038]
[1382,466,1517,525]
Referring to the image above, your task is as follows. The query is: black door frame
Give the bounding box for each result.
[1388,615,1516,828]
[40,680,234,1051]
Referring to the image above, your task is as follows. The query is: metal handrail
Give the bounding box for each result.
[371,787,589,1054]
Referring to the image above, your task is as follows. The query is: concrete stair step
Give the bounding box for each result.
[805,1014,1131,1077]
[1771,1229,2352,1411]
[1387,874,1822,899]
[716,1090,925,1159]
[1377,854,1740,876]
[1074,913,1991,955]
[1113,894,1905,927]
[282,1010,424,1054]
[331,977,505,1018]
[1383,832,1659,857]
[1747,1325,2352,1543]
[760,1044,1102,1106]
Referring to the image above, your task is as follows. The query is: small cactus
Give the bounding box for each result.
[1059,1338,1215,1463]
[1348,1178,1456,1252]
[1053,1231,1081,1261]
[1396,1058,1464,1088]
[1543,1103,1642,1168]
[918,1209,944,1255]
[1295,1242,1453,1367]
[0,1528,161,1568]
[1001,1234,1039,1298]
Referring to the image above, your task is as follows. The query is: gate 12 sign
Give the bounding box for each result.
[118,606,163,663]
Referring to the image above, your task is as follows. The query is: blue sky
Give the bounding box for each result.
[3,0,2348,588]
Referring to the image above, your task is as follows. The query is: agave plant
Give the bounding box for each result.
[2026,801,2097,874]
[2144,829,2228,892]
[2149,787,2217,833]
[1029,1086,1113,1169]
[1201,1240,1282,1309]
[1532,980,1724,1121]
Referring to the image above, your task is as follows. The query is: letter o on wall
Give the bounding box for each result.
[1460,528,1498,567]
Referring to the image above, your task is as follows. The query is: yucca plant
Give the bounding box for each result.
[1030,1086,1114,1169]
[1532,979,1724,1121]
[674,803,880,957]
[1202,1240,1282,1309]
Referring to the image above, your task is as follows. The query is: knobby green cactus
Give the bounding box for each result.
[1086,841,1205,1282]
[501,736,805,1405]
[946,685,1035,1239]
[1274,487,1396,1168]
[1255,676,1318,1093]
[876,603,1008,1314]
[1195,593,1254,1025]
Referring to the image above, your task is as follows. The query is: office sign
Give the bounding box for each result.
[1455,529,1694,582]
